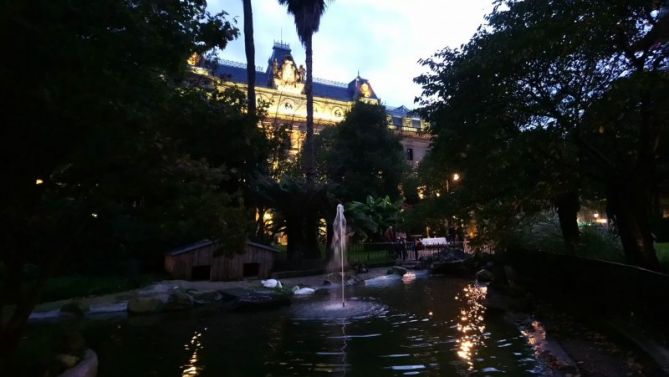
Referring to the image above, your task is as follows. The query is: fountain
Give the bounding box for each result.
[332,203,347,307]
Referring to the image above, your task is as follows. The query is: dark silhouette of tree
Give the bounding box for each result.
[277,0,329,184]
[316,102,407,203]
[0,0,266,359]
[242,0,256,116]
[416,0,667,269]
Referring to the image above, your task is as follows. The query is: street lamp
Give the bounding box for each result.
[445,172,460,193]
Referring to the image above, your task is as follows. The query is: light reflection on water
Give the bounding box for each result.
[454,283,488,371]
[70,277,542,376]
[181,328,206,376]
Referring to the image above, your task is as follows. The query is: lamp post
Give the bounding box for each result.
[446,172,460,193]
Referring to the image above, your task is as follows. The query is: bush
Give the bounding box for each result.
[506,211,624,262]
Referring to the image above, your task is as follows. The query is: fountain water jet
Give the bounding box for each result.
[332,204,347,307]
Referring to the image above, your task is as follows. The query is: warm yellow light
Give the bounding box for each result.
[452,173,460,182]
[35,178,44,185]
[263,212,272,221]
[593,213,599,218]
[417,185,426,200]
[435,191,441,198]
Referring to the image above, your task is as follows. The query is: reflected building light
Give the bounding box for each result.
[181,329,206,377]
[454,283,488,371]
[520,320,548,356]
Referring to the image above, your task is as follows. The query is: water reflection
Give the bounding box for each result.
[521,320,548,355]
[454,283,488,371]
[181,328,206,376]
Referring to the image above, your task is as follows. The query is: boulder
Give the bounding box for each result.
[390,266,408,276]
[233,290,291,312]
[164,291,194,311]
[60,301,90,317]
[127,296,166,314]
[476,269,495,283]
[187,289,223,304]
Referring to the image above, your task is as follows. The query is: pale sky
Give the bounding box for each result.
[207,0,494,107]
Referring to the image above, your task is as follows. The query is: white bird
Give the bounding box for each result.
[261,279,282,289]
[292,286,316,295]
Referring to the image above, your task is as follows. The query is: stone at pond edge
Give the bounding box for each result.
[186,289,223,304]
[60,301,90,317]
[163,291,194,311]
[127,296,166,314]
[232,291,291,312]
[476,268,495,283]
[389,266,408,276]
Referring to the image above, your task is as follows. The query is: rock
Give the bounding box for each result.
[88,302,128,314]
[314,288,331,296]
[164,290,194,311]
[430,259,472,276]
[390,266,408,276]
[127,296,166,314]
[60,301,90,317]
[187,289,223,304]
[233,291,291,312]
[476,268,495,283]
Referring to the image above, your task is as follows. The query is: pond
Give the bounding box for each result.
[27,276,547,376]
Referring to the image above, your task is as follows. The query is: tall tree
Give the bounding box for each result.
[277,0,329,184]
[316,102,407,202]
[242,0,256,116]
[416,0,667,268]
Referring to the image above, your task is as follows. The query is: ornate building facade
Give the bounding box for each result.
[189,42,430,167]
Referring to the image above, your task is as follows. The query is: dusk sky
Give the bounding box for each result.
[208,1,494,107]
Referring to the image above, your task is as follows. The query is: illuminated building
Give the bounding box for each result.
[187,42,430,167]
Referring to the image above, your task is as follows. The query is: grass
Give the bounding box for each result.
[39,274,160,303]
[657,242,669,270]
[348,247,395,265]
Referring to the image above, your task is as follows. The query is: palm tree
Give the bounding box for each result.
[242,0,256,116]
[277,0,329,184]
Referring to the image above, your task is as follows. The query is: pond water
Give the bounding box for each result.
[29,276,547,376]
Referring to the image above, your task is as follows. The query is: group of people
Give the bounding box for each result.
[384,226,413,261]
[384,225,466,261]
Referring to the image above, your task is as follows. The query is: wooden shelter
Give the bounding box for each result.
[164,240,278,281]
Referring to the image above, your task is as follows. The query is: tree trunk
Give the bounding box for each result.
[303,210,321,259]
[304,33,315,184]
[325,217,334,262]
[242,0,256,116]
[285,213,301,261]
[608,182,661,271]
[554,191,580,254]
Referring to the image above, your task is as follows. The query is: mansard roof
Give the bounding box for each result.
[210,42,372,103]
[212,59,352,101]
